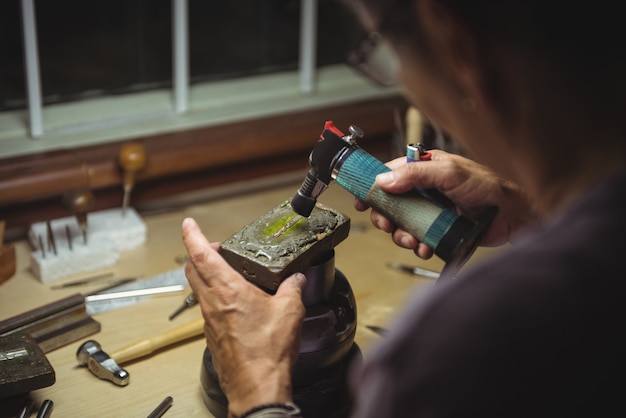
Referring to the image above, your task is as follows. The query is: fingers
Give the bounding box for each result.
[354,197,369,212]
[370,210,395,233]
[392,228,418,249]
[414,243,434,259]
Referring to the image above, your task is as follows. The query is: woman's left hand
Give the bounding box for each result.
[182,217,307,417]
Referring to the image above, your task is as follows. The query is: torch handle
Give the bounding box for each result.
[334,147,484,265]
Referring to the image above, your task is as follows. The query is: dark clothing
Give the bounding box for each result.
[350,171,626,417]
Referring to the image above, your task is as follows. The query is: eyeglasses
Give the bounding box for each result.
[346,32,399,87]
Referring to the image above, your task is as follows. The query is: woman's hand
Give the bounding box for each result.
[354,150,538,259]
[182,218,307,417]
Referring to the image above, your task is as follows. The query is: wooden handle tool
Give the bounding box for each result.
[111,317,204,364]
[118,142,147,215]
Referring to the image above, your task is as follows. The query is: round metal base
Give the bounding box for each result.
[200,343,362,418]
[199,262,361,418]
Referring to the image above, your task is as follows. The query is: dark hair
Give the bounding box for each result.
[346,0,626,138]
[350,0,624,70]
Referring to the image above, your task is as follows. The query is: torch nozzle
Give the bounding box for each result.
[290,170,320,217]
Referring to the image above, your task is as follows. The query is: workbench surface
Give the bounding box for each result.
[0,181,496,417]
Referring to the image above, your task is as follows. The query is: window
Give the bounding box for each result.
[1,0,394,158]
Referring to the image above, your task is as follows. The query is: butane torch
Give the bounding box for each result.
[291,121,497,276]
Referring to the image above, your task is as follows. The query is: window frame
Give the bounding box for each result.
[2,0,397,159]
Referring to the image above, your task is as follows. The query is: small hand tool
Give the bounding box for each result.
[36,399,54,418]
[387,261,440,279]
[146,396,173,418]
[365,324,388,337]
[62,188,95,244]
[118,142,147,216]
[290,121,498,277]
[84,277,137,294]
[76,317,204,386]
[49,272,115,289]
[168,292,197,320]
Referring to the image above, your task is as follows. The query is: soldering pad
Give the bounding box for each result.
[0,332,55,399]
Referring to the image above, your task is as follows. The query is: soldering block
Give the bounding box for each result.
[28,207,146,283]
[0,332,55,398]
[219,200,350,292]
[29,207,147,252]
[29,236,119,283]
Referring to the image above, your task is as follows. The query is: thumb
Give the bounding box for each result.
[182,218,210,262]
[275,272,307,299]
[376,159,446,194]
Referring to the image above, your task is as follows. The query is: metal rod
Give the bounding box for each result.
[45,221,57,255]
[65,225,73,250]
[146,396,173,418]
[172,0,188,113]
[299,0,318,94]
[38,234,45,258]
[36,399,54,418]
[85,285,185,302]
[20,0,44,137]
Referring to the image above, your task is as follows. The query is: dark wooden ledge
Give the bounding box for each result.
[0,95,407,239]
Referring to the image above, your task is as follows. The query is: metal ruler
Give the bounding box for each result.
[86,267,187,315]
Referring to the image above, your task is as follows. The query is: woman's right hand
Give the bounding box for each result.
[354,150,538,259]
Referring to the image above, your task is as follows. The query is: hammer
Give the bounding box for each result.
[76,317,204,386]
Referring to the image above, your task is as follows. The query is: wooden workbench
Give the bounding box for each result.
[0,181,497,417]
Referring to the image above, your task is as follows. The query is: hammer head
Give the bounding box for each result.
[76,340,129,386]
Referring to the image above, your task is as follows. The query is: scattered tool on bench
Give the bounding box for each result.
[0,220,16,284]
[0,281,182,353]
[168,292,197,320]
[61,188,95,244]
[365,324,389,337]
[76,317,204,386]
[118,142,147,217]
[0,294,101,353]
[387,261,440,279]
